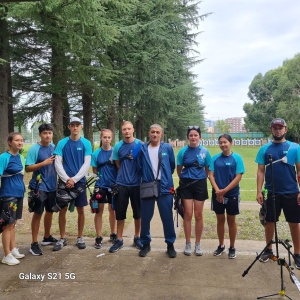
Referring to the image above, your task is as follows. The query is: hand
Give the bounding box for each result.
[66,178,75,189]
[297,193,300,206]
[256,192,263,205]
[44,155,56,166]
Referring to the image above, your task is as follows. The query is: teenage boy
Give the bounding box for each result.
[26,123,57,255]
[53,117,92,251]
[109,121,143,253]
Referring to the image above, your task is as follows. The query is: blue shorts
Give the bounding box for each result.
[70,181,87,207]
[211,192,240,215]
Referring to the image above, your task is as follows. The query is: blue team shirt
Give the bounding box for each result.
[54,137,92,183]
[255,141,300,194]
[92,147,117,189]
[26,143,57,192]
[112,139,143,186]
[177,145,211,180]
[209,152,245,197]
[0,152,25,198]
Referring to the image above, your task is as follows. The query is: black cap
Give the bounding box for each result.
[270,118,286,127]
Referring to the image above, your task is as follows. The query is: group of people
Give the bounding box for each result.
[0,117,299,270]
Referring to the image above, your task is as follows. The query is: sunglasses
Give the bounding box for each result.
[188,126,200,130]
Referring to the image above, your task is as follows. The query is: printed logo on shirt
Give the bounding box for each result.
[162,152,168,156]
[199,153,206,160]
[77,147,83,151]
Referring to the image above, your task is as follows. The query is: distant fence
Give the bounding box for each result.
[170,139,270,148]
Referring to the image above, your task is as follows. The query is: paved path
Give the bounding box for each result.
[1,201,300,299]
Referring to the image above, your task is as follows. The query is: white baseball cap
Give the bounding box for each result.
[69,117,82,124]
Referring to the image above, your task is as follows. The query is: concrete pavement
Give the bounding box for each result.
[1,202,300,299]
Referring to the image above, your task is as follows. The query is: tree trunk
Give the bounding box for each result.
[82,87,93,146]
[0,14,9,152]
[51,46,65,144]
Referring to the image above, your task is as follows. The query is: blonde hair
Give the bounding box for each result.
[121,120,133,128]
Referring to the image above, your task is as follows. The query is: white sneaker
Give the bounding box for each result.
[11,247,25,259]
[2,253,20,266]
[195,242,203,256]
[184,242,192,256]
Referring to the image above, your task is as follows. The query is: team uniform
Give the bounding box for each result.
[210,152,245,215]
[54,137,93,207]
[177,145,211,200]
[26,143,57,213]
[112,139,143,220]
[91,147,117,204]
[137,142,176,246]
[0,152,25,221]
[255,140,300,222]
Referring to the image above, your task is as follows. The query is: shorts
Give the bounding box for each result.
[266,193,300,223]
[93,187,113,204]
[33,191,57,214]
[74,181,88,207]
[0,197,23,221]
[114,185,140,220]
[179,178,208,201]
[211,192,240,215]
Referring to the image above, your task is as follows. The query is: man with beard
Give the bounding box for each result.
[256,118,300,269]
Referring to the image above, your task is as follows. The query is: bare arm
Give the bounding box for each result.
[26,155,56,172]
[176,165,183,177]
[256,164,265,204]
[296,162,300,205]
[114,160,120,170]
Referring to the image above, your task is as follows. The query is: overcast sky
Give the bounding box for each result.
[192,0,300,121]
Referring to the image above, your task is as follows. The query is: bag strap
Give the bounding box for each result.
[177,179,198,190]
[155,151,162,181]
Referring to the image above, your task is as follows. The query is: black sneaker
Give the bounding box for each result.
[41,235,58,246]
[94,236,103,249]
[109,239,124,253]
[110,233,117,243]
[139,244,151,257]
[259,248,273,262]
[228,247,236,259]
[294,254,300,270]
[214,245,225,256]
[53,238,67,251]
[133,236,143,250]
[29,242,43,256]
[167,243,177,258]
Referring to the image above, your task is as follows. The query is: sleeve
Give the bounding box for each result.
[72,155,91,183]
[82,138,93,156]
[25,144,39,166]
[91,148,101,168]
[234,154,245,174]
[168,146,175,174]
[209,155,216,172]
[176,148,184,166]
[255,146,266,165]
[54,155,69,182]
[112,142,121,161]
[205,149,211,167]
[0,153,10,175]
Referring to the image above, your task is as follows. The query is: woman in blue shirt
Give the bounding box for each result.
[0,133,26,266]
[91,129,117,249]
[209,134,245,259]
[177,126,211,256]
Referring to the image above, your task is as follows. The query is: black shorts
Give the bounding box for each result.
[179,178,208,201]
[114,185,140,220]
[34,191,57,214]
[74,181,88,207]
[0,197,23,221]
[93,188,113,204]
[266,193,300,223]
[211,193,240,215]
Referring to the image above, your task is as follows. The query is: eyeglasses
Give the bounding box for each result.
[188,126,200,130]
